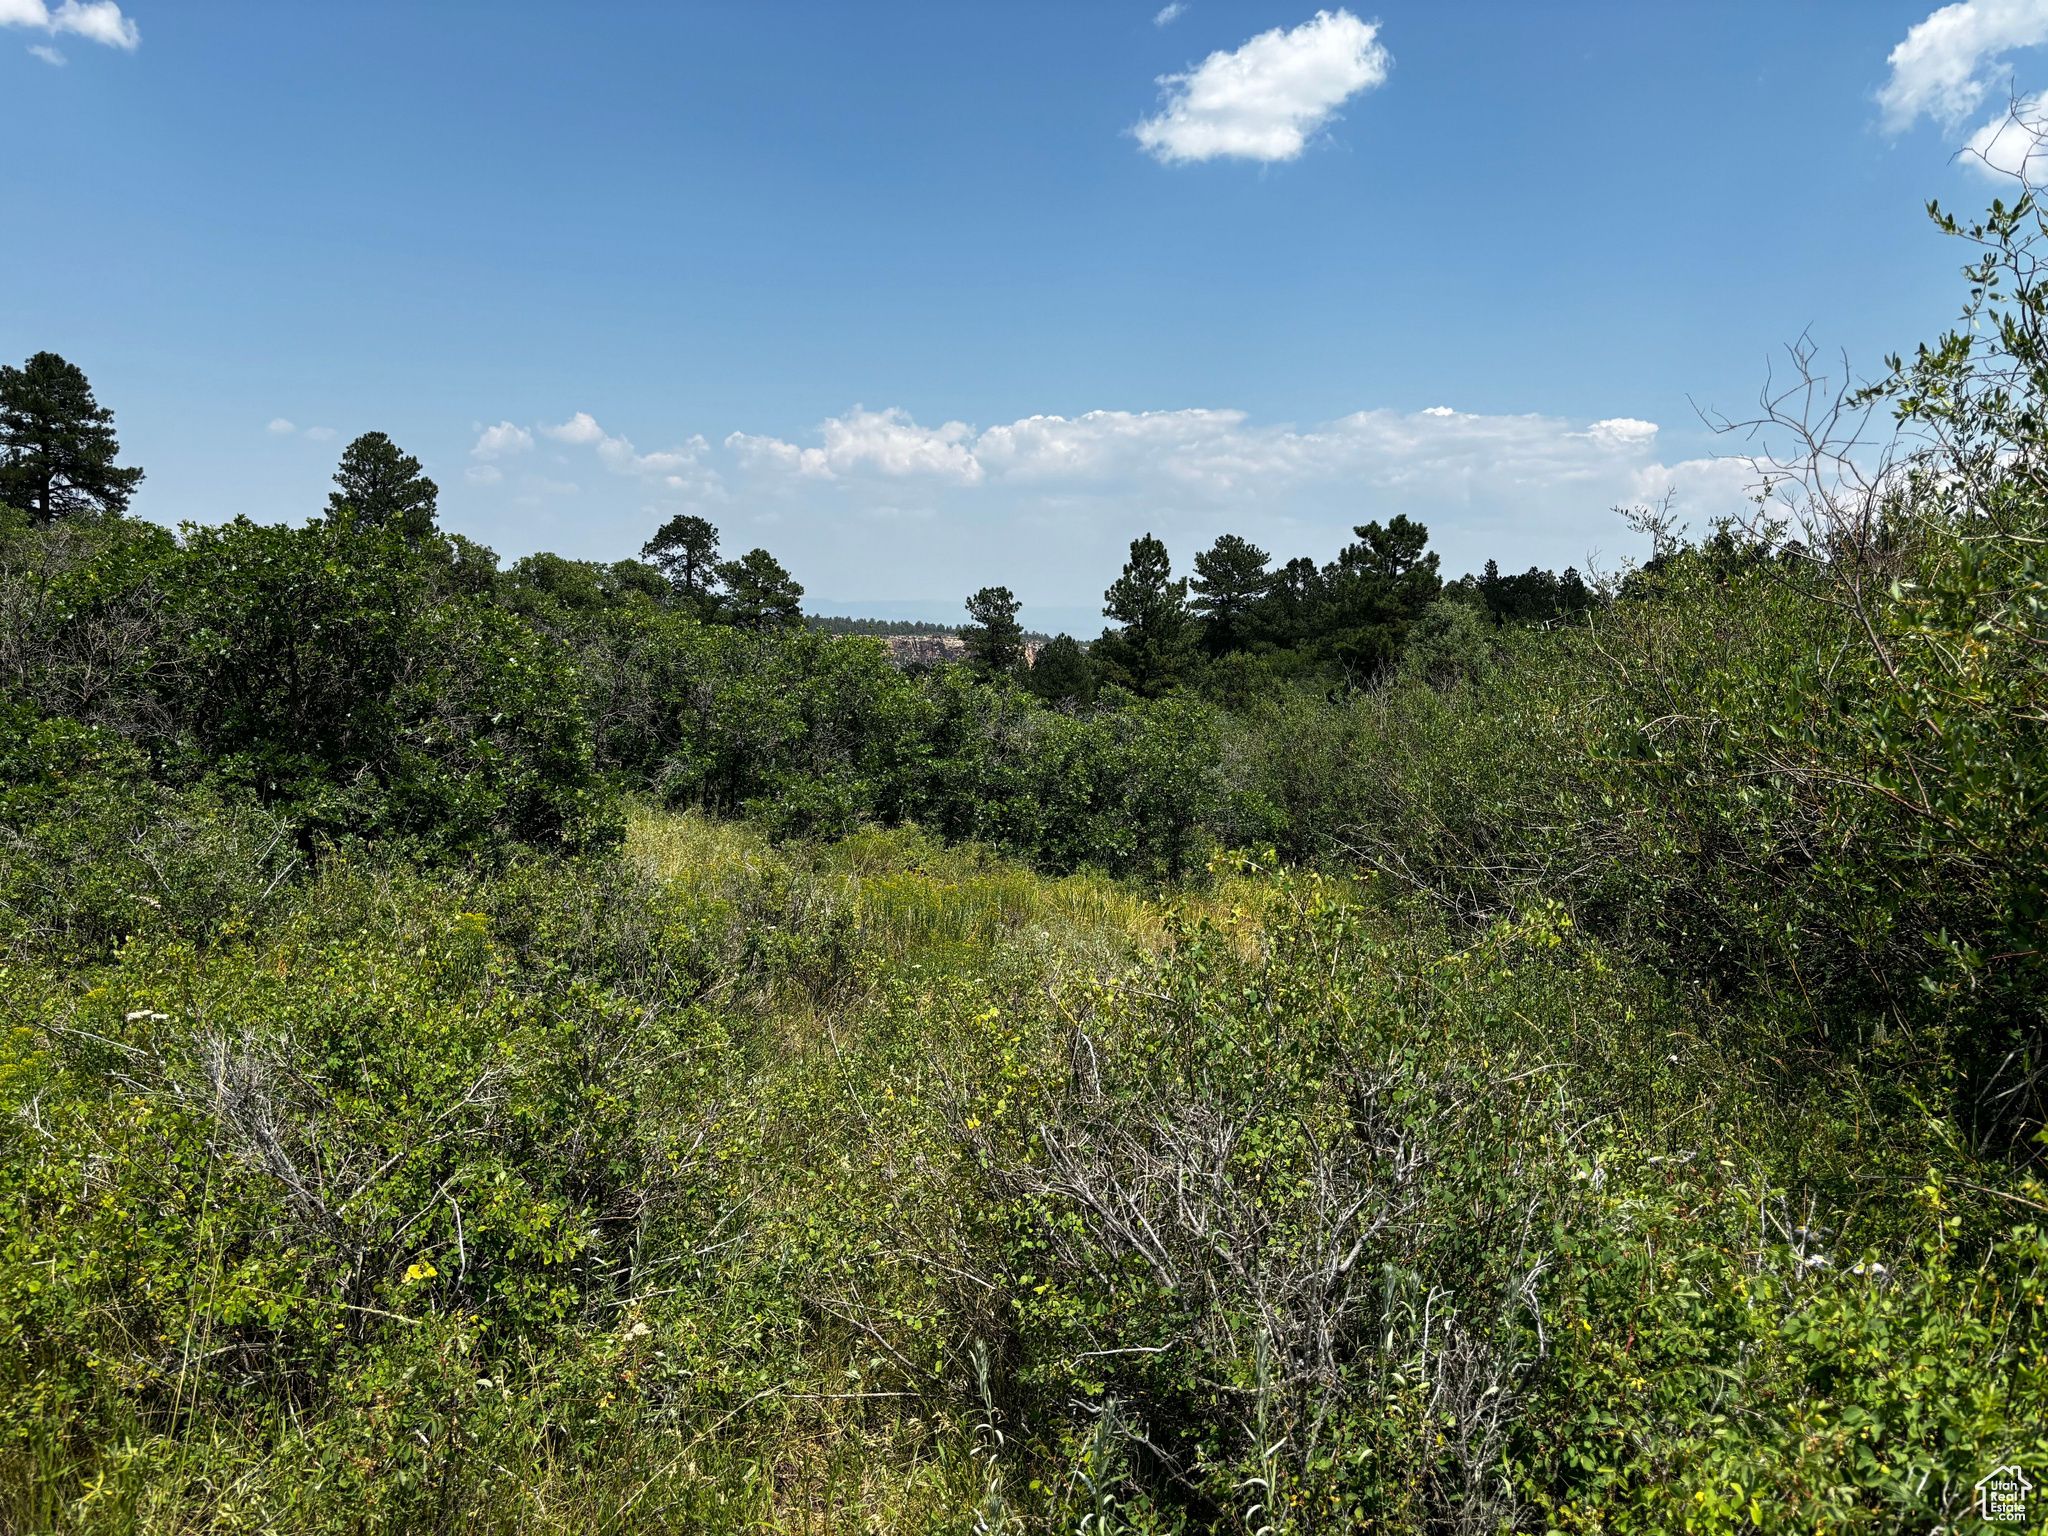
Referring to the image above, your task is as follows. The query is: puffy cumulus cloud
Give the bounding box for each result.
[975,408,1264,486]
[540,411,607,447]
[1587,417,1659,449]
[53,0,129,45]
[1629,455,1760,524]
[27,42,61,62]
[1877,3,2048,182]
[470,421,534,461]
[1965,90,2048,176]
[732,404,1669,503]
[1154,2,1186,25]
[535,412,723,496]
[1877,0,2048,131]
[304,426,336,442]
[0,0,139,49]
[1133,9,1389,164]
[723,431,824,478]
[727,407,984,483]
[266,418,296,435]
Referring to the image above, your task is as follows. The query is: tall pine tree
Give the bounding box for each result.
[641,514,721,612]
[962,585,1026,674]
[0,352,144,527]
[1092,533,1196,697]
[326,432,439,540]
[715,548,805,630]
[1026,634,1094,706]
[1190,533,1272,656]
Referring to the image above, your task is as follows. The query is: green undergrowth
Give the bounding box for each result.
[2,808,2041,1534]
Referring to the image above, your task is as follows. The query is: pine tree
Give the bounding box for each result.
[962,585,1026,674]
[1559,565,1592,614]
[715,548,804,630]
[1252,555,1325,651]
[641,514,721,609]
[326,432,438,540]
[1190,534,1272,655]
[1092,533,1195,697]
[0,351,145,526]
[1315,515,1441,677]
[1026,634,1094,706]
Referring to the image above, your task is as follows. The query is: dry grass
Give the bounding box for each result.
[626,805,1161,962]
[625,800,777,887]
[623,803,1337,973]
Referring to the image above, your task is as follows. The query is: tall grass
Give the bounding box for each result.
[627,802,1165,961]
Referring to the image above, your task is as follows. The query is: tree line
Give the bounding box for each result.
[0,348,1603,884]
[0,346,1595,703]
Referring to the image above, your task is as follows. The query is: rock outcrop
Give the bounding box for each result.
[881,633,970,666]
[872,634,1040,668]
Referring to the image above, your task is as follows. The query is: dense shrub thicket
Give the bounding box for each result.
[0,511,1236,892]
[1,192,2046,1532]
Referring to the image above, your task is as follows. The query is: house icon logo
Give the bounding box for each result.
[1976,1465,2035,1526]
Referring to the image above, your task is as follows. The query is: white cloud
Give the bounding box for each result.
[727,406,983,483]
[466,464,503,486]
[1587,417,1659,449]
[1878,3,2048,184]
[535,412,723,496]
[540,411,607,447]
[724,432,825,478]
[266,418,295,435]
[0,0,138,49]
[1878,0,2048,131]
[1964,89,2048,175]
[1629,456,1757,524]
[732,403,1677,504]
[52,0,133,46]
[1133,8,1389,164]
[1154,2,1186,25]
[470,420,534,460]
[973,407,1273,486]
[304,426,336,442]
[27,42,62,62]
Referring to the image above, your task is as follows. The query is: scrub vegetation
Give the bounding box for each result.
[1,194,2045,1533]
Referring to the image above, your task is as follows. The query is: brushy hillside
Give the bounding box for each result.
[4,795,2043,1533]
[4,188,2048,1534]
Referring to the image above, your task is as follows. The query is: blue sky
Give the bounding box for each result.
[3,0,2041,630]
